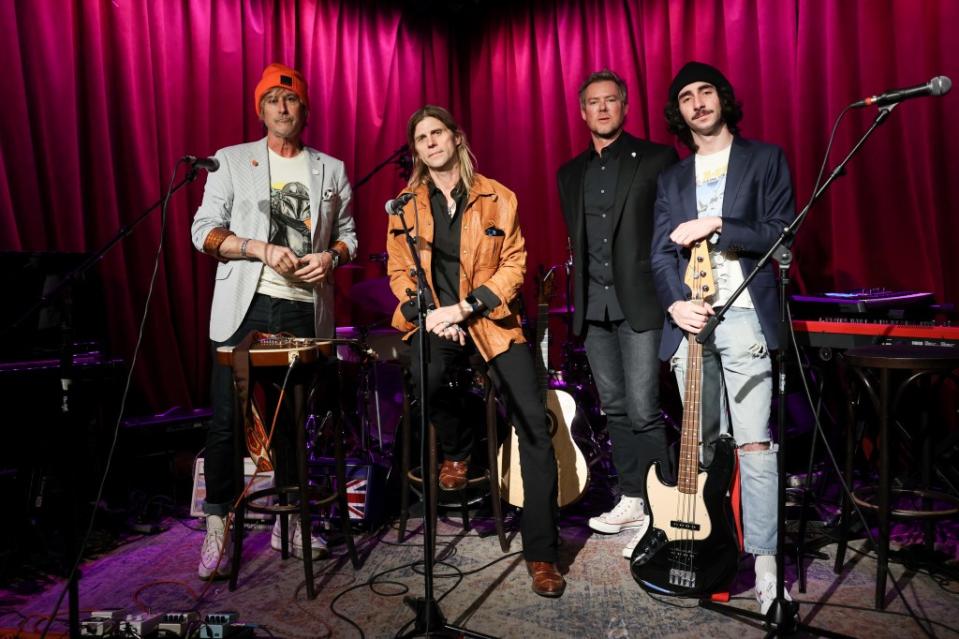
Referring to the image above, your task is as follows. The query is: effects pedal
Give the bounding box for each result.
[198,612,240,638]
[80,610,127,636]
[158,611,200,636]
[120,612,163,637]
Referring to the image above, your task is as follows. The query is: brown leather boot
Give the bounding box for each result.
[438,459,468,491]
[526,561,566,598]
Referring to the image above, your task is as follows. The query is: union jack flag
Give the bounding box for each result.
[345,476,367,520]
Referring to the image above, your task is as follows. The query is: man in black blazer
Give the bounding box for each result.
[557,69,678,558]
[651,61,796,615]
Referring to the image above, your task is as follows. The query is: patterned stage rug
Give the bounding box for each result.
[1,513,957,638]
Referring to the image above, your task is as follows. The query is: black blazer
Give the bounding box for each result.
[557,131,679,336]
[651,137,796,361]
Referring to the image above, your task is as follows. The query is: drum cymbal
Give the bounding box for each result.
[347,277,396,317]
[335,324,406,363]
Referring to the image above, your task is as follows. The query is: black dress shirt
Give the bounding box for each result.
[583,133,626,322]
[398,181,500,323]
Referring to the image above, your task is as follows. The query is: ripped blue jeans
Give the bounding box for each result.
[670,307,778,555]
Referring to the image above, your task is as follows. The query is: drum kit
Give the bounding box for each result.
[331,256,612,477]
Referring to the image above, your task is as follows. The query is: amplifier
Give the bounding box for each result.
[308,457,387,528]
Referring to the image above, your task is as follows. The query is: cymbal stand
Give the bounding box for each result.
[560,241,578,386]
[353,326,385,461]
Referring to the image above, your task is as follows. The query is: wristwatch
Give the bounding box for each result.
[323,249,340,269]
[465,294,485,315]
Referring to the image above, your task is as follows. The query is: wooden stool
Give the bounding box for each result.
[834,344,959,609]
[397,357,509,552]
[218,335,358,599]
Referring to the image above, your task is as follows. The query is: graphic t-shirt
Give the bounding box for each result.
[695,145,753,308]
[255,148,313,302]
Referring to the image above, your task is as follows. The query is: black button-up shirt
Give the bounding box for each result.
[398,181,500,324]
[583,133,625,322]
[429,182,468,307]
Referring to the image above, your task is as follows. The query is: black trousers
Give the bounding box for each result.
[409,332,559,562]
[205,294,316,516]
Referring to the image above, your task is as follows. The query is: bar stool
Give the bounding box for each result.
[219,333,358,599]
[834,344,959,609]
[397,355,509,552]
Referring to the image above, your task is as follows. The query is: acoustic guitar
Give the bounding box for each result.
[629,242,739,597]
[497,268,589,508]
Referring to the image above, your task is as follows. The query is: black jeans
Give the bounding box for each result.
[409,332,559,563]
[204,294,315,516]
[583,320,673,497]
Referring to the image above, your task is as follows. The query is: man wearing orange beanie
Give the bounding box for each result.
[191,62,356,580]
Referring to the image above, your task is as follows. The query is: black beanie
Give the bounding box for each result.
[668,61,733,102]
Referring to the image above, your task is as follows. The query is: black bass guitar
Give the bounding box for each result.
[629,241,739,597]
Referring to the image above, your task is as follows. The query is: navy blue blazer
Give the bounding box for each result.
[651,136,795,361]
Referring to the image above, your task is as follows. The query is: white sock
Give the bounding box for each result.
[754,554,776,580]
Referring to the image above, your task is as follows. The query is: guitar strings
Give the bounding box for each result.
[679,249,707,588]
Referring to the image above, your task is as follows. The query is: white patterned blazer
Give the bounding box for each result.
[191,137,357,342]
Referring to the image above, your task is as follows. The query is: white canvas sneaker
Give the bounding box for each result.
[198,514,232,580]
[621,516,651,558]
[589,496,645,534]
[755,572,793,615]
[271,517,328,560]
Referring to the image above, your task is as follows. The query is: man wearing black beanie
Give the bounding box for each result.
[650,61,796,615]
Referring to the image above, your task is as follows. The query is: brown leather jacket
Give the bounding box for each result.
[386,173,526,362]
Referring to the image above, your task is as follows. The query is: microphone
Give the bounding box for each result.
[851,75,951,108]
[182,155,220,172]
[385,192,415,215]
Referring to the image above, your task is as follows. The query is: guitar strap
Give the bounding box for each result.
[708,451,744,603]
[730,452,744,552]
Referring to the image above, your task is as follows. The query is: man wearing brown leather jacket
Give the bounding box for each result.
[386,105,564,598]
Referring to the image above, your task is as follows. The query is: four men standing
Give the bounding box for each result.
[193,60,795,611]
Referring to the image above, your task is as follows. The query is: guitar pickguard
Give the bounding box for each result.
[643,466,713,542]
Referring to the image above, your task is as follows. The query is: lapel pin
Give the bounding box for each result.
[251,159,259,167]
[631,151,637,157]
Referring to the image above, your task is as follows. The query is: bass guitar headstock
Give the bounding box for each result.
[683,242,716,305]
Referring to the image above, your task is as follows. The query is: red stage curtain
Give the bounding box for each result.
[1,0,956,410]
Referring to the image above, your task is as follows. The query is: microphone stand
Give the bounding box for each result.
[13,162,206,639]
[697,104,899,637]
[353,145,410,190]
[390,202,494,639]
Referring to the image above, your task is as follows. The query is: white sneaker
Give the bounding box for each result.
[271,517,328,560]
[589,496,645,534]
[621,516,651,558]
[198,515,232,580]
[755,572,793,615]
